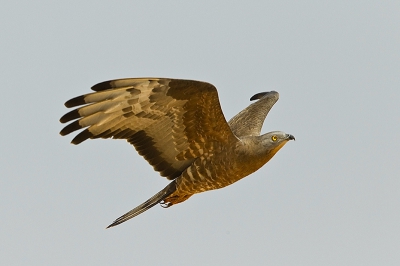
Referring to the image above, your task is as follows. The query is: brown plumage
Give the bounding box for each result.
[60,78,295,228]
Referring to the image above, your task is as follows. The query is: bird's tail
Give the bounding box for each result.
[106,181,177,228]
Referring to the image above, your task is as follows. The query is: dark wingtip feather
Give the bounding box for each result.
[91,80,113,91]
[65,95,86,108]
[60,109,81,123]
[71,129,94,145]
[250,92,268,101]
[60,120,82,136]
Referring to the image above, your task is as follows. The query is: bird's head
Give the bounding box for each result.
[237,131,295,172]
[260,131,295,158]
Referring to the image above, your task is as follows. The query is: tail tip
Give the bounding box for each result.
[106,221,119,229]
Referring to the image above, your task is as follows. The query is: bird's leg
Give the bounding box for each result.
[160,201,172,208]
[160,193,193,208]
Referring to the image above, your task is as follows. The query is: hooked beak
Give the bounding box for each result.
[286,134,295,141]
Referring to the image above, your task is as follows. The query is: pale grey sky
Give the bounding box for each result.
[1,1,399,265]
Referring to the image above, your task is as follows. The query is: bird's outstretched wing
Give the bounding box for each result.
[228,91,279,137]
[60,78,237,180]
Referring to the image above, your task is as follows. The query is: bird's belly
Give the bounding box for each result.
[175,156,250,195]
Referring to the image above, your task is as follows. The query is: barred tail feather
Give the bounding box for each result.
[106,181,176,228]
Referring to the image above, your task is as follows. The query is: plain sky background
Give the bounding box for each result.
[1,1,399,265]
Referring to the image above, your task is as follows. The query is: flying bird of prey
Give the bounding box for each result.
[60,78,295,228]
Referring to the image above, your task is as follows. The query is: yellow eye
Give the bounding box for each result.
[271,135,278,141]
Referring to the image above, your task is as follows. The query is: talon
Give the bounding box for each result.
[160,201,172,208]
